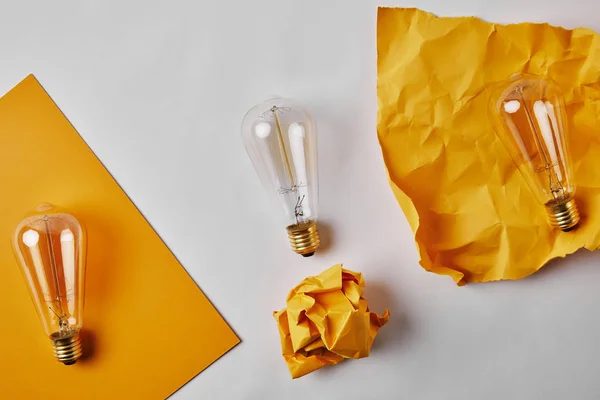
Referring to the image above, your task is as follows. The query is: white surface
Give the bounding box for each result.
[2,0,600,399]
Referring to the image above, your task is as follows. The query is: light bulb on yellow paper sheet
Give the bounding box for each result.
[493,75,580,231]
[242,98,320,256]
[12,204,87,365]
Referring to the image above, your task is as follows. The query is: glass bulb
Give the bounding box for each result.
[12,204,87,364]
[241,97,320,256]
[493,74,580,231]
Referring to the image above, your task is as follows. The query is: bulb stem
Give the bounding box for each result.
[545,198,580,232]
[50,330,83,365]
[286,220,320,256]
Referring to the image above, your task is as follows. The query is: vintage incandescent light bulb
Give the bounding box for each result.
[493,74,580,231]
[13,204,87,364]
[242,97,320,256]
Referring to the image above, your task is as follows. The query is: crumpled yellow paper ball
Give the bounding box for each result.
[273,264,390,379]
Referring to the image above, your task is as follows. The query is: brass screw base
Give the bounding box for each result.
[50,331,83,365]
[546,198,580,232]
[286,220,320,257]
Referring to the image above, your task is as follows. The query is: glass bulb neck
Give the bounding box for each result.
[50,330,82,365]
[545,198,580,232]
[286,220,320,257]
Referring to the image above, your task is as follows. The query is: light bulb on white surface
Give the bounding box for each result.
[242,98,320,256]
[13,203,87,364]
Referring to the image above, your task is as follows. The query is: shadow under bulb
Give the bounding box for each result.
[12,204,87,365]
[242,98,320,256]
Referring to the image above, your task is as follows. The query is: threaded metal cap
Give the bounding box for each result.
[546,198,580,232]
[286,220,320,256]
[50,331,83,365]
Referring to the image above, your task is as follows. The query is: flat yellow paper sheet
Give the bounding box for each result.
[274,264,389,379]
[377,8,600,285]
[0,76,239,398]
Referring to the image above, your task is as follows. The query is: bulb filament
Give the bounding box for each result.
[516,87,566,202]
[271,106,296,188]
[277,182,307,195]
[258,105,311,224]
[270,106,310,224]
[43,216,69,334]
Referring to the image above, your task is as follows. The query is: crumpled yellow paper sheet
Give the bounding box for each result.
[273,264,389,379]
[377,7,600,285]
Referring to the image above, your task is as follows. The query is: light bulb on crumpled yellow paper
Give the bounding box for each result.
[274,264,389,379]
[493,74,580,232]
[242,97,320,256]
[376,8,600,284]
[12,203,87,365]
